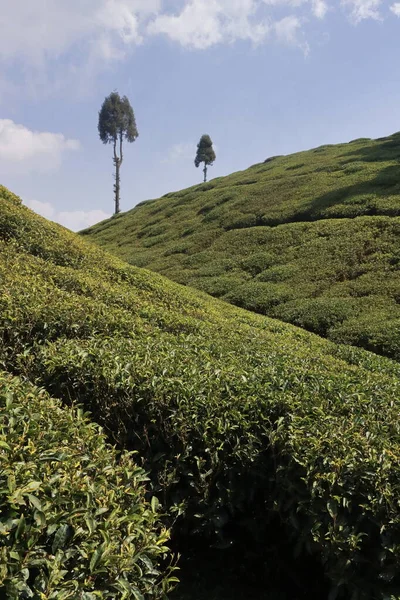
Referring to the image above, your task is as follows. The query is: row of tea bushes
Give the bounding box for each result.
[0,370,175,599]
[1,188,400,598]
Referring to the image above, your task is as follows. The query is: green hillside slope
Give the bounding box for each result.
[82,133,400,361]
[2,186,400,599]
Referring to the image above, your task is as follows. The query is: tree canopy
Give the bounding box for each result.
[98,92,138,214]
[195,134,216,182]
[98,92,138,145]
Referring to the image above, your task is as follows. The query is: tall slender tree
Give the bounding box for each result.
[98,92,138,215]
[194,134,216,183]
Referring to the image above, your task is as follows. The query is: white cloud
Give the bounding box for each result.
[0,0,161,96]
[0,0,160,64]
[263,0,328,18]
[0,119,80,172]
[390,2,400,15]
[58,209,112,231]
[26,200,56,221]
[263,0,307,7]
[96,1,142,45]
[0,0,393,91]
[341,0,382,23]
[312,0,329,18]
[274,14,301,42]
[25,199,111,231]
[274,15,310,54]
[162,142,195,163]
[148,0,270,48]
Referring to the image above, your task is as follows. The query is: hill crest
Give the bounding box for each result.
[82,132,400,361]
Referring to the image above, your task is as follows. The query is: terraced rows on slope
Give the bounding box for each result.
[82,133,400,361]
[2,186,400,598]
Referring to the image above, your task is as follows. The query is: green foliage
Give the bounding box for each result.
[0,371,175,599]
[98,91,138,215]
[3,189,400,598]
[194,135,216,182]
[83,132,400,361]
[98,92,138,146]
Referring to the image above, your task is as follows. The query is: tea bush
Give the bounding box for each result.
[0,371,175,599]
[2,189,400,598]
[20,332,400,599]
[82,134,400,361]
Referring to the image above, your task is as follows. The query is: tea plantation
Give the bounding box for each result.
[2,186,400,599]
[82,133,400,361]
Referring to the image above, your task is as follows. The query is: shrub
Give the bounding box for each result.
[19,333,400,599]
[273,297,360,336]
[344,162,364,174]
[256,264,299,283]
[0,371,175,599]
[224,281,294,313]
[240,252,276,276]
[221,212,258,231]
[3,189,400,598]
[330,312,400,361]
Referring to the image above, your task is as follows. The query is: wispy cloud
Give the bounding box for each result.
[341,0,383,23]
[312,0,329,18]
[274,15,310,54]
[0,0,160,64]
[259,0,329,19]
[25,199,111,231]
[0,0,160,97]
[148,0,270,49]
[0,0,394,97]
[162,142,195,164]
[390,2,400,15]
[0,119,80,172]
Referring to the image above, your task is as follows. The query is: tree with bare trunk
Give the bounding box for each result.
[194,134,216,183]
[98,92,138,215]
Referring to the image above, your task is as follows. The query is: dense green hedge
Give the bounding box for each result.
[24,333,400,598]
[81,134,400,361]
[0,371,175,599]
[2,188,400,598]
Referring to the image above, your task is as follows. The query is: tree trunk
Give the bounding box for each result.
[113,137,121,215]
[203,164,207,183]
[114,157,121,215]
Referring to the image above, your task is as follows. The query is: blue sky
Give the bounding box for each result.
[1,0,400,230]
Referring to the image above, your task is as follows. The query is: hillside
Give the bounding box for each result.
[2,186,400,599]
[82,133,400,361]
